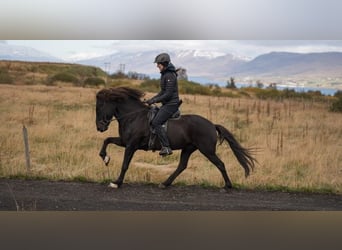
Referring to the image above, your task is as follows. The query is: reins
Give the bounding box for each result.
[110,107,147,122]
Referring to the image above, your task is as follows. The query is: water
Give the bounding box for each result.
[274,85,337,96]
[149,75,340,96]
[232,83,338,96]
[188,76,339,96]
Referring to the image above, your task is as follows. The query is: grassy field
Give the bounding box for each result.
[0,84,341,193]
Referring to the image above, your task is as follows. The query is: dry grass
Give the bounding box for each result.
[0,84,341,193]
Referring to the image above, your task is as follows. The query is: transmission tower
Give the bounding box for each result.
[119,63,125,73]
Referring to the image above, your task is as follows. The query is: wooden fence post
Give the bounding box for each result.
[22,125,31,171]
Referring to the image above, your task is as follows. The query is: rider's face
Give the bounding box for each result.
[157,63,164,72]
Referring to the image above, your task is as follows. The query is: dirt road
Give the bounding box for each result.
[0,178,341,211]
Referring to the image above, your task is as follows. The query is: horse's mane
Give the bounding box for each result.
[96,87,145,102]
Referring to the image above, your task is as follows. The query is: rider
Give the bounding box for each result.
[146,53,180,156]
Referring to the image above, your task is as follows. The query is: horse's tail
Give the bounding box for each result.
[215,124,257,177]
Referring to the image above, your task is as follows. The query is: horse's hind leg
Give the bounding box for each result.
[160,145,196,188]
[99,137,124,165]
[201,151,233,189]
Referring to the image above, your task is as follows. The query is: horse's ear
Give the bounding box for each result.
[96,92,105,101]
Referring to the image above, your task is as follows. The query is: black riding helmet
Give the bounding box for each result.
[154,53,171,66]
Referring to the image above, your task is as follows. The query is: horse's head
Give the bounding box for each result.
[95,91,116,132]
[95,87,146,132]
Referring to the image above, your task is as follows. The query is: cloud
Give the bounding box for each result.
[6,40,342,61]
[222,40,342,58]
[103,40,342,59]
[1,0,342,39]
[234,40,342,47]
[64,52,109,61]
[106,41,236,54]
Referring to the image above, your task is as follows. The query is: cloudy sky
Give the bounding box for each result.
[1,0,342,60]
[1,0,342,40]
[3,40,342,61]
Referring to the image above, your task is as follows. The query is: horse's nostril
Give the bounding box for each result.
[97,126,107,132]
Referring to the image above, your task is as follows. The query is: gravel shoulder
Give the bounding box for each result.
[0,178,341,211]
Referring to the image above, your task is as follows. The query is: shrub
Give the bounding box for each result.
[49,72,79,84]
[110,71,126,79]
[330,96,342,112]
[255,88,282,99]
[334,90,342,98]
[250,87,323,100]
[179,80,211,95]
[140,79,160,92]
[0,69,13,84]
[84,77,105,86]
[141,79,217,96]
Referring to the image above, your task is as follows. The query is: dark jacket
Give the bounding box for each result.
[150,63,179,106]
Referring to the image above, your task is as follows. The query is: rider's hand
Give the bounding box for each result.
[146,99,155,105]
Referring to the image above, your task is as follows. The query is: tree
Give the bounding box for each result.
[226,77,236,89]
[256,80,264,88]
[330,90,342,112]
[267,82,277,89]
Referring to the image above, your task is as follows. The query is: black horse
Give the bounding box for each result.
[96,87,256,190]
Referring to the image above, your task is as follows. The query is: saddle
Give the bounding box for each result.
[147,100,182,150]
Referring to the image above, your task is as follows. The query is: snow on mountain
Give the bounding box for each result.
[2,42,341,86]
[176,49,226,59]
[0,43,62,62]
[76,49,247,80]
[193,50,226,59]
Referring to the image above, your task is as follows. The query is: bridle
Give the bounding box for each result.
[97,100,112,128]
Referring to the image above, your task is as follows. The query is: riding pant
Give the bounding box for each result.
[151,104,179,147]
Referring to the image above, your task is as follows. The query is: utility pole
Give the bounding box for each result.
[104,62,110,87]
[104,62,111,74]
[119,63,125,74]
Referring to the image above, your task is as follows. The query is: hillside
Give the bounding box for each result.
[1,42,342,88]
[0,60,107,86]
[76,49,247,79]
[228,52,342,87]
[77,51,342,88]
[0,60,239,97]
[231,52,342,77]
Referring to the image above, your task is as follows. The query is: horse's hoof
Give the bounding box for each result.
[158,183,167,189]
[221,186,233,193]
[108,182,119,188]
[104,155,110,165]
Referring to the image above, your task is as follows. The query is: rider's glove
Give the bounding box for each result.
[146,99,155,105]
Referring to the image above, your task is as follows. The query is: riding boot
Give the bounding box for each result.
[159,146,172,156]
[155,126,173,156]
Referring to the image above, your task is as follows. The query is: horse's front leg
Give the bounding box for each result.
[99,137,124,165]
[109,145,137,188]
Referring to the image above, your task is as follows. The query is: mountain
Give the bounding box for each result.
[76,50,247,79]
[1,42,342,87]
[76,50,342,86]
[230,52,342,78]
[0,43,62,62]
